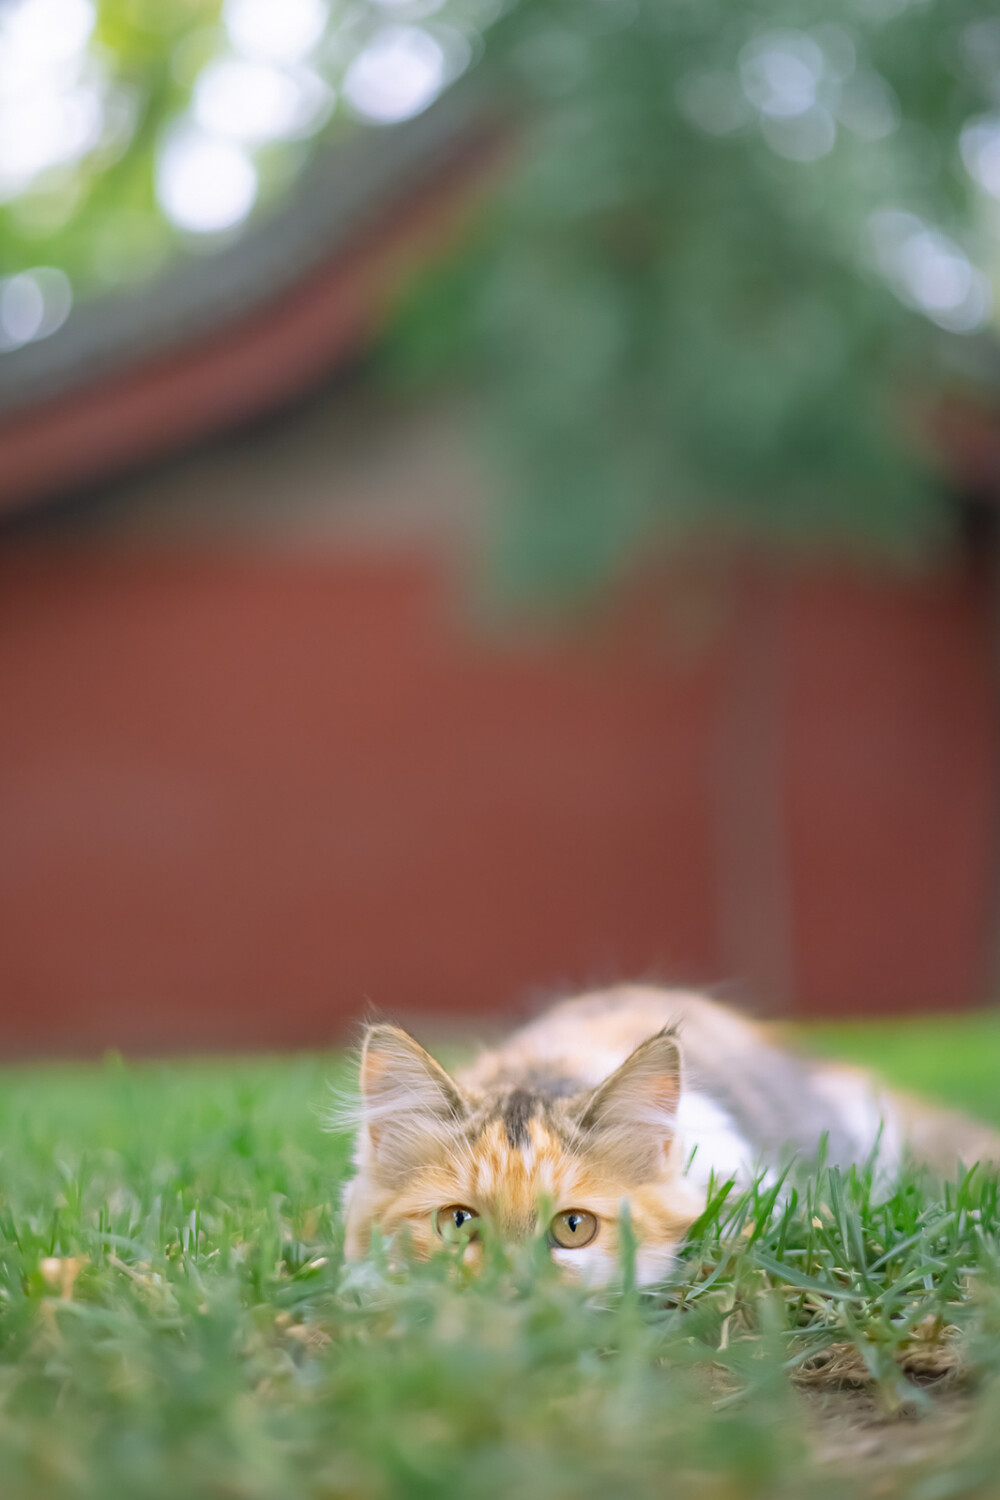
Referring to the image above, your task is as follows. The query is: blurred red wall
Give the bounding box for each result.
[0,537,996,1054]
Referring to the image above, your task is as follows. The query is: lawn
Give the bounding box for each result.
[1,1014,999,1500]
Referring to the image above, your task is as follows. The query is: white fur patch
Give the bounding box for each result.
[676,1089,756,1189]
[550,1243,621,1285]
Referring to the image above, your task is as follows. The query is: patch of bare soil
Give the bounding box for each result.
[804,1386,977,1478]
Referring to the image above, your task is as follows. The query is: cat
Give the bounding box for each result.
[342,984,1000,1286]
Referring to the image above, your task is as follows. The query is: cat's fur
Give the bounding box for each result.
[343,985,1000,1286]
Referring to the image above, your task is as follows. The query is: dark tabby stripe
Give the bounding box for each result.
[500,1089,539,1148]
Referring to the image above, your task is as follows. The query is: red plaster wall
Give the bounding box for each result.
[0,546,724,1054]
[785,568,1000,1015]
[0,541,996,1055]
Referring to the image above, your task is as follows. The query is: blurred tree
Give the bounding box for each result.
[387,0,1000,593]
[3,0,1000,589]
[0,0,481,302]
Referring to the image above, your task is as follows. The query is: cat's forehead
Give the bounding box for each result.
[486,1085,574,1150]
[453,1109,592,1223]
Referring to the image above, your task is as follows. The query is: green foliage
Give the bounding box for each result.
[1,0,225,291]
[387,0,1000,591]
[1,1024,1000,1498]
[7,1,1000,584]
[0,0,484,290]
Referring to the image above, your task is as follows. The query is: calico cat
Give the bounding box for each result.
[342,985,999,1286]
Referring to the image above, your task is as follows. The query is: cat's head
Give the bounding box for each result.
[342,1023,705,1286]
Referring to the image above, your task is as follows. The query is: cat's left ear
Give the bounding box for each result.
[358,1024,468,1185]
[575,1029,682,1181]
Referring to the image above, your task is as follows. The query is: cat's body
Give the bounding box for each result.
[343,985,999,1286]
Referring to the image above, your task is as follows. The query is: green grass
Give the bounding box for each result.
[1,1020,999,1500]
[799,1011,1000,1127]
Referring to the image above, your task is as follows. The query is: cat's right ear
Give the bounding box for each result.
[575,1028,683,1182]
[358,1024,467,1184]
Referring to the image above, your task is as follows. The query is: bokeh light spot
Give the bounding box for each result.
[0,0,95,73]
[961,117,1000,201]
[867,210,992,334]
[193,57,332,143]
[0,266,73,350]
[740,31,824,120]
[344,26,448,124]
[0,0,108,200]
[157,128,258,235]
[223,0,328,65]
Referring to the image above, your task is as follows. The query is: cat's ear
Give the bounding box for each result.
[575,1029,682,1181]
[358,1024,467,1184]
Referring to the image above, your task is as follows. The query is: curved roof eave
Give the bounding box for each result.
[0,82,499,519]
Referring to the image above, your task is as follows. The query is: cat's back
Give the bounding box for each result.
[461,985,895,1175]
[464,985,792,1098]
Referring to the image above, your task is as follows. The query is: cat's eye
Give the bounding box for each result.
[435,1205,480,1242]
[549,1210,599,1249]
